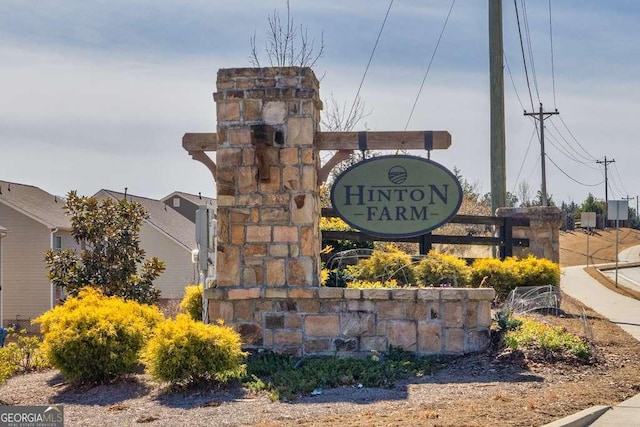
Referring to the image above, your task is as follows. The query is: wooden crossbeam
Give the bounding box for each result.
[182,130,451,152]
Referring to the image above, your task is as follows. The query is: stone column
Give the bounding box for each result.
[496,206,562,263]
[213,67,322,290]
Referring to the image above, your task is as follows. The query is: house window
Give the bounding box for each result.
[173,197,181,208]
[54,236,62,251]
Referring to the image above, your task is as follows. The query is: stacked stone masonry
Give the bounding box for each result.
[215,68,323,289]
[205,287,495,356]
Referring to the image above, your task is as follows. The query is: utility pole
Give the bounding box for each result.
[489,0,506,214]
[596,156,616,219]
[524,102,559,207]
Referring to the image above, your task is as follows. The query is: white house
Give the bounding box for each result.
[0,180,74,326]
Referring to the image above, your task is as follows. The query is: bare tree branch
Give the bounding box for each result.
[249,0,324,68]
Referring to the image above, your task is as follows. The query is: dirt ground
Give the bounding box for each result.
[2,228,640,426]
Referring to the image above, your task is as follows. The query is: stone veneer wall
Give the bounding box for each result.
[496,207,563,263]
[207,286,495,356]
[206,66,495,356]
[214,67,322,289]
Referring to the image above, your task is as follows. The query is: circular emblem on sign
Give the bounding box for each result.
[388,166,408,184]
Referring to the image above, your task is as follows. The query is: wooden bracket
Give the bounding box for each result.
[188,150,217,181]
[319,150,353,184]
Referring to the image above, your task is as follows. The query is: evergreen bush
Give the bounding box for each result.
[141,315,246,386]
[415,251,471,287]
[350,245,415,285]
[34,287,163,384]
[179,284,203,321]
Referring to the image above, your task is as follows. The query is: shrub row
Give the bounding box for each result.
[323,248,560,301]
[34,287,245,386]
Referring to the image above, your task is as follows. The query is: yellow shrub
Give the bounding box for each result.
[351,245,415,285]
[34,287,163,384]
[141,315,247,386]
[415,251,471,287]
[179,284,203,321]
[471,256,560,301]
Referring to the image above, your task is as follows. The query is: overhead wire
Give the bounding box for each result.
[546,121,600,167]
[346,0,394,126]
[404,0,456,131]
[520,0,540,103]
[545,154,604,187]
[513,0,535,111]
[611,162,629,196]
[548,0,557,108]
[557,116,598,162]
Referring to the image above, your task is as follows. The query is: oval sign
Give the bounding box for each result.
[330,155,463,238]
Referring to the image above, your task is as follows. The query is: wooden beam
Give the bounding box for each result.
[316,131,451,151]
[182,130,452,152]
[183,133,217,151]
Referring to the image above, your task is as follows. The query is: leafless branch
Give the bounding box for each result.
[249,0,324,68]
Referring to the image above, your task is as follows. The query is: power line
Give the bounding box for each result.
[347,0,394,126]
[611,162,629,196]
[548,0,557,108]
[545,154,604,187]
[545,126,600,168]
[404,0,456,131]
[513,0,535,111]
[511,126,538,194]
[520,0,540,102]
[557,115,598,161]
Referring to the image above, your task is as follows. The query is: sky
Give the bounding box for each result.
[1,0,639,207]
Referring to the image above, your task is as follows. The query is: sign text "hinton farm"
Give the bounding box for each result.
[330,156,463,238]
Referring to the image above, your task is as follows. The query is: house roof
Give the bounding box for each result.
[0,180,71,230]
[161,191,217,209]
[95,190,196,250]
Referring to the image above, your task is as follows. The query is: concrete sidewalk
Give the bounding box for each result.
[546,254,640,426]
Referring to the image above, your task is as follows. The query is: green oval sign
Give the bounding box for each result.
[330,155,463,238]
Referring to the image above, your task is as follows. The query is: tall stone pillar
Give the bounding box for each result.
[213,67,322,290]
[496,206,562,263]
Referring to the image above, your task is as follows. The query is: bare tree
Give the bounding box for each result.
[249,0,324,68]
[517,181,532,207]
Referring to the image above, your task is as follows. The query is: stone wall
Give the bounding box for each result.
[206,286,495,356]
[496,206,563,263]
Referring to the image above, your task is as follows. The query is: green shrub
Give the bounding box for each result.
[179,284,203,321]
[346,279,400,289]
[34,287,163,384]
[245,347,437,401]
[504,316,592,361]
[141,314,246,386]
[415,251,471,287]
[350,245,415,285]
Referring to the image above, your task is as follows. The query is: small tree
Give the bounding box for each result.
[45,191,165,304]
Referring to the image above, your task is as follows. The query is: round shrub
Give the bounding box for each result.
[415,251,471,287]
[34,287,163,384]
[351,245,415,285]
[179,284,203,321]
[515,255,560,288]
[141,314,247,386]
